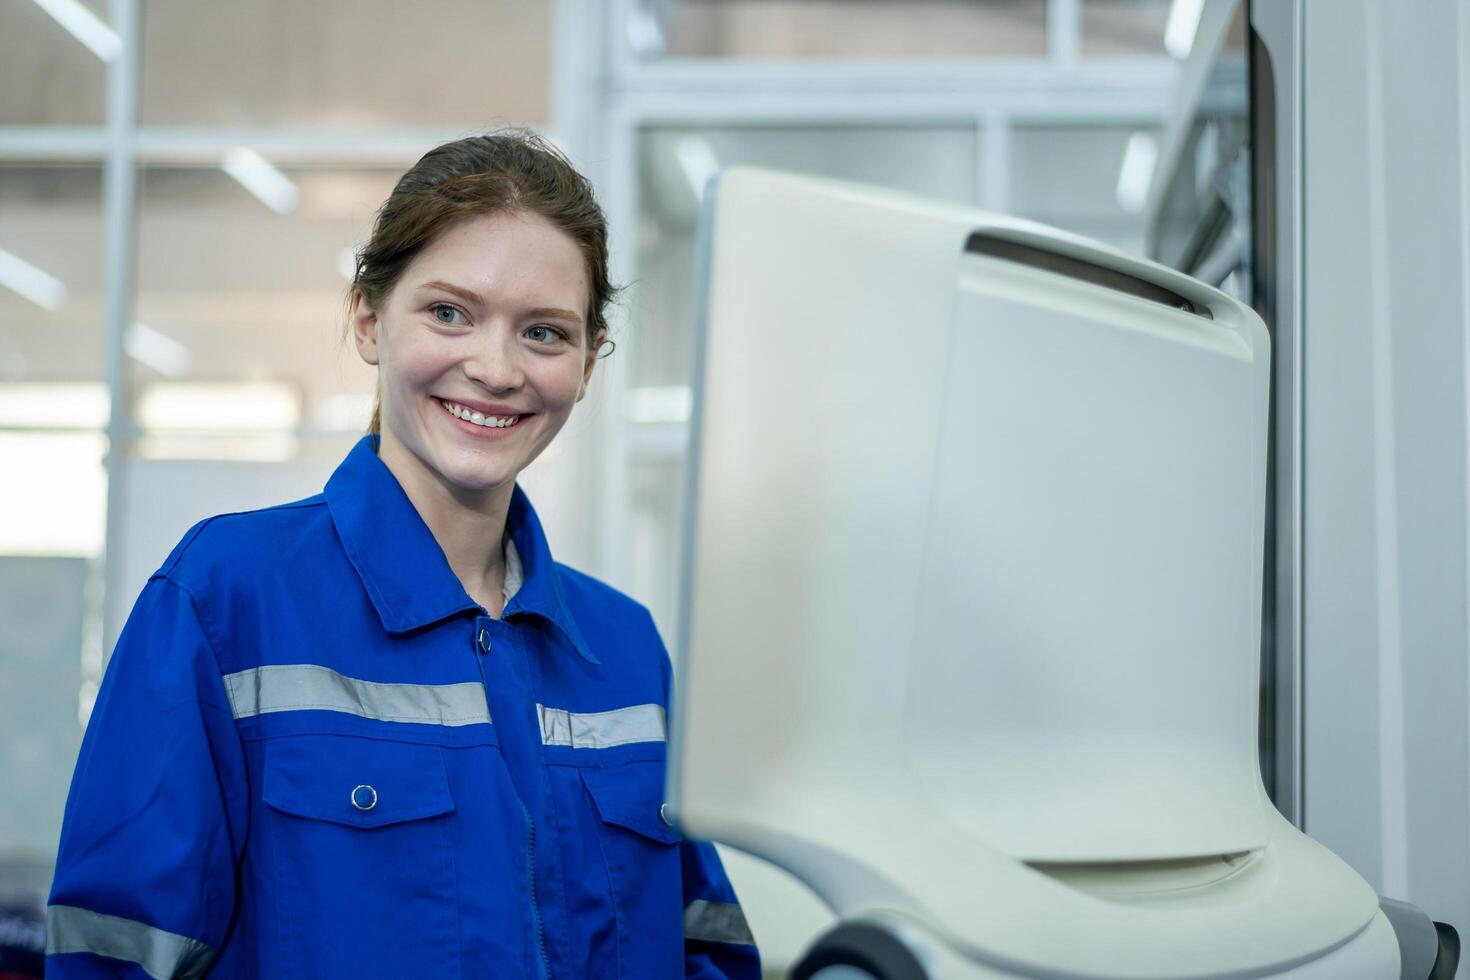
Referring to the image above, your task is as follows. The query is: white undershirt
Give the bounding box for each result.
[502,535,524,605]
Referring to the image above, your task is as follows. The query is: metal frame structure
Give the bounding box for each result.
[6,0,1187,707]
[1,8,536,657]
[557,0,1183,607]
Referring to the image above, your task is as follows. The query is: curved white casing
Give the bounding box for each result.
[670,168,1395,977]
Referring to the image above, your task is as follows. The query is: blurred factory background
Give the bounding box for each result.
[2,1,1251,974]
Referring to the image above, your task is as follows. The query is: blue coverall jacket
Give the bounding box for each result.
[46,434,759,979]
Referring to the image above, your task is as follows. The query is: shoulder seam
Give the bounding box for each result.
[150,573,228,676]
[155,496,327,577]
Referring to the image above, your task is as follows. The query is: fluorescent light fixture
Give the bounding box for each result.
[625,2,667,59]
[0,382,109,428]
[312,392,375,431]
[125,323,193,378]
[31,0,121,62]
[338,247,359,282]
[137,381,301,433]
[221,148,300,214]
[135,432,299,463]
[1164,0,1206,60]
[673,138,720,203]
[627,385,692,424]
[1116,132,1160,214]
[0,248,68,312]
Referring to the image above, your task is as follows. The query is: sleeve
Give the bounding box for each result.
[46,575,248,978]
[679,839,762,980]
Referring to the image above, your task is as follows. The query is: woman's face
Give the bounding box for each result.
[352,209,597,499]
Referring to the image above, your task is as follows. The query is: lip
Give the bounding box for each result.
[436,396,526,417]
[434,397,531,438]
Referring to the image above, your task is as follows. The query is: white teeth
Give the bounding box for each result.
[440,399,520,429]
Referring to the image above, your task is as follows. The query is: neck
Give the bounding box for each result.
[376,435,515,615]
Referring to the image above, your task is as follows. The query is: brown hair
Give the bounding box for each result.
[347,128,618,434]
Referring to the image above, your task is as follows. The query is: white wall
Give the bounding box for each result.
[1302,0,1470,957]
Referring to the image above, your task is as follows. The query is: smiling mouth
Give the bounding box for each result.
[436,398,525,429]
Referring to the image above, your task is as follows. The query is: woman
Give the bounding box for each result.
[45,131,759,979]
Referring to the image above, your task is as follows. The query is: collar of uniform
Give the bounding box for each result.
[500,479,597,663]
[324,435,598,664]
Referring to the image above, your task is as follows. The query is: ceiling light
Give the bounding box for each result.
[0,248,67,312]
[1164,0,1206,60]
[673,138,720,203]
[0,383,108,429]
[221,148,300,215]
[338,247,359,281]
[125,323,192,378]
[31,0,121,62]
[137,381,300,433]
[1116,132,1159,214]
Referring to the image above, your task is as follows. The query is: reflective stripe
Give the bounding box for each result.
[537,702,666,748]
[222,664,492,727]
[46,905,216,979]
[683,899,755,947]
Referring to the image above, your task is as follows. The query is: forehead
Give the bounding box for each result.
[399,210,589,310]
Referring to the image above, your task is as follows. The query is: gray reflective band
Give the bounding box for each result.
[46,905,216,979]
[223,664,492,727]
[684,899,756,947]
[537,702,666,748]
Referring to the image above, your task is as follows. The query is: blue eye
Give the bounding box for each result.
[527,325,561,344]
[430,304,465,325]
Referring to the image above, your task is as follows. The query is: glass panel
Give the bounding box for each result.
[1008,123,1157,254]
[0,165,108,559]
[635,124,979,390]
[631,455,685,640]
[0,167,106,384]
[0,557,88,878]
[132,164,394,459]
[139,0,552,127]
[0,0,108,125]
[647,0,1046,61]
[1080,0,1171,57]
[0,164,106,893]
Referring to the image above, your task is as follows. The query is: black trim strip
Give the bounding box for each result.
[964,232,1211,320]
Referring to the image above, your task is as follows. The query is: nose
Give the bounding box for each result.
[462,322,525,394]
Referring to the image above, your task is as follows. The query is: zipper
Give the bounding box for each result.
[523,802,550,980]
[472,617,549,980]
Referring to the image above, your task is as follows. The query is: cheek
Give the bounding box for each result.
[382,340,453,395]
[541,363,589,409]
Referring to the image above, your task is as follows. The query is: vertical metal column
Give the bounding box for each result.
[99,0,141,664]
[1046,0,1082,64]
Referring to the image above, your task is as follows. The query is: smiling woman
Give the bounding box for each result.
[44,131,761,980]
[351,209,597,598]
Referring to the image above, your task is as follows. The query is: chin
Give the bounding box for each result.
[440,463,516,494]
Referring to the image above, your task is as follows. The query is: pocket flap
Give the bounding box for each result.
[581,761,679,845]
[264,734,455,829]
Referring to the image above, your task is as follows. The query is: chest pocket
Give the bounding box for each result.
[263,734,460,980]
[580,760,684,979]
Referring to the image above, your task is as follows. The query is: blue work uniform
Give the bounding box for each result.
[46,434,759,979]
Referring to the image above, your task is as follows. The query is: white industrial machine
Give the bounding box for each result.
[668,167,1457,979]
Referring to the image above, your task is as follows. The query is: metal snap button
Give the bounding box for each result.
[477,627,492,654]
[351,784,378,812]
[659,803,673,827]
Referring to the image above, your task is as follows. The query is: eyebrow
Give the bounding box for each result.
[419,280,585,326]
